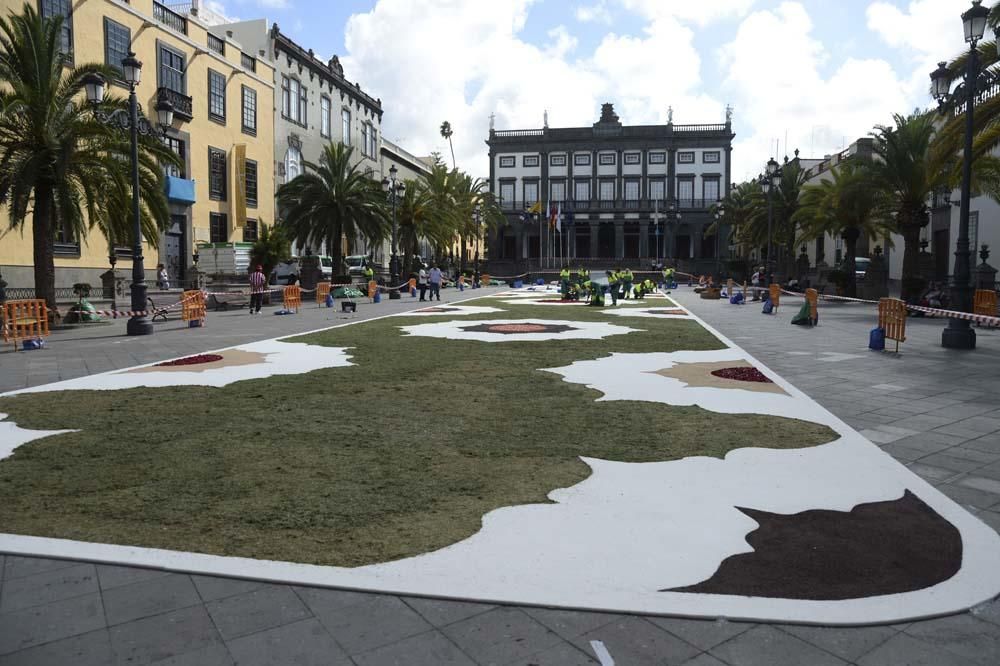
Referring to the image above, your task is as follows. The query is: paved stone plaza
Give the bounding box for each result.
[1,287,999,665]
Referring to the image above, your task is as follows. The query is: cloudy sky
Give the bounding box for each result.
[210,0,971,182]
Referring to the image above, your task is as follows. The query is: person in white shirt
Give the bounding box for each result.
[428,264,443,301]
[417,266,429,301]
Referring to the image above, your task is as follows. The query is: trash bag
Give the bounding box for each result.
[762,298,773,314]
[869,327,886,351]
[791,301,812,326]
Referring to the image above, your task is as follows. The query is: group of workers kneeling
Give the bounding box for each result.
[558,266,677,307]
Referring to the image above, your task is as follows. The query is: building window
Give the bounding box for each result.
[574,180,590,202]
[162,135,185,178]
[678,151,695,164]
[208,147,227,200]
[523,181,539,205]
[649,179,665,201]
[598,153,616,166]
[523,155,540,167]
[41,0,72,56]
[103,18,130,76]
[648,151,666,164]
[282,77,306,125]
[342,108,351,145]
[550,154,567,167]
[158,45,185,94]
[284,146,302,182]
[361,123,369,157]
[624,180,639,200]
[245,159,258,208]
[499,156,515,168]
[370,127,378,159]
[599,180,614,201]
[500,182,515,205]
[298,80,307,125]
[207,32,225,55]
[209,213,228,243]
[550,181,565,202]
[243,219,258,242]
[624,152,641,165]
[678,178,694,202]
[703,151,721,163]
[241,85,257,135]
[208,69,226,121]
[574,153,591,166]
[281,76,290,118]
[320,96,331,137]
[703,178,720,202]
[241,53,256,72]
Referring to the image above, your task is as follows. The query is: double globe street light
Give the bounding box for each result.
[381,164,406,299]
[759,157,782,286]
[929,0,994,350]
[82,53,174,336]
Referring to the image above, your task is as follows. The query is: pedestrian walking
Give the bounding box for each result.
[606,270,619,306]
[417,267,429,301]
[249,264,267,314]
[429,263,443,301]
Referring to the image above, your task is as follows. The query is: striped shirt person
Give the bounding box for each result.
[249,265,267,314]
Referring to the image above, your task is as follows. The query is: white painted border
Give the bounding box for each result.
[0,292,998,626]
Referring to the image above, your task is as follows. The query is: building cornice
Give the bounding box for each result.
[270,25,383,120]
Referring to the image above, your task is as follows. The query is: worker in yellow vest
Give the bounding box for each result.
[607,270,619,306]
[622,268,634,299]
[559,266,571,298]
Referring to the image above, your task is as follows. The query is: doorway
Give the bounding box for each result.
[933,229,950,281]
[164,215,186,285]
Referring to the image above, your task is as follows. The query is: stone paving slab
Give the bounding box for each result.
[2,287,1000,664]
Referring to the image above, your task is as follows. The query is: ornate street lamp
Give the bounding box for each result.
[665,199,681,265]
[381,164,406,299]
[83,53,173,336]
[473,205,482,287]
[714,204,726,277]
[761,158,782,286]
[928,0,993,350]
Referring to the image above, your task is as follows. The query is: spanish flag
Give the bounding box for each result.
[527,201,542,215]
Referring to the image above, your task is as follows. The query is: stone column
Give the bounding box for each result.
[590,221,600,259]
[614,222,624,260]
[639,222,649,258]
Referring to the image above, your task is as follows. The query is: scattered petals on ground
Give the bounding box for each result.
[395,304,505,317]
[6,340,354,394]
[398,318,640,343]
[600,306,693,319]
[0,413,75,461]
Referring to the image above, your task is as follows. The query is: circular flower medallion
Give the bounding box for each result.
[711,367,773,383]
[155,354,224,367]
[462,323,577,335]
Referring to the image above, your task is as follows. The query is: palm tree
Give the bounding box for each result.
[793,162,892,297]
[396,179,447,276]
[0,4,176,310]
[276,142,388,274]
[440,121,456,170]
[868,111,947,301]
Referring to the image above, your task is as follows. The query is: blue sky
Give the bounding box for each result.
[210,0,969,180]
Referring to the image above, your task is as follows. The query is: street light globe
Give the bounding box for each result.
[155,97,174,131]
[929,61,952,99]
[963,0,989,44]
[121,52,142,86]
[766,157,779,176]
[389,164,398,180]
[397,180,406,193]
[381,177,391,192]
[82,72,106,105]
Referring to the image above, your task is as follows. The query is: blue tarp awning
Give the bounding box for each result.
[165,176,196,204]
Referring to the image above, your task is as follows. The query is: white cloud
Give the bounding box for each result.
[618,0,757,26]
[576,1,612,24]
[546,25,578,59]
[720,2,911,180]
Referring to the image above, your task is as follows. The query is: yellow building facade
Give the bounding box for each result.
[0,0,275,290]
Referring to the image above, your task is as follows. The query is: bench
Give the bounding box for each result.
[147,297,170,321]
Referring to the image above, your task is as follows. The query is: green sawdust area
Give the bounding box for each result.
[0,298,836,567]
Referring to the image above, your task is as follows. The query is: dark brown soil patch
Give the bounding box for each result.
[417,307,461,313]
[461,323,577,335]
[665,491,961,600]
[711,367,772,383]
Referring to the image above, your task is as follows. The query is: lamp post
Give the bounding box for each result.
[665,199,681,266]
[83,53,174,336]
[713,204,726,277]
[761,158,782,286]
[473,205,481,287]
[929,0,992,350]
[381,164,406,299]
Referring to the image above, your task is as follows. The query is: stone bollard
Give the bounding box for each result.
[975,245,997,291]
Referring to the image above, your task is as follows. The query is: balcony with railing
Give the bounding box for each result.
[241,53,257,73]
[153,2,188,35]
[207,33,225,55]
[158,87,193,121]
[497,198,717,214]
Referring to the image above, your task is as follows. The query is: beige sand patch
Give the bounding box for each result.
[647,360,788,395]
[128,349,269,374]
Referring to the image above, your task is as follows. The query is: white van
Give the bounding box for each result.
[271,256,334,284]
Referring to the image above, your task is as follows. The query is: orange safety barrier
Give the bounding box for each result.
[2,299,49,350]
[408,278,416,293]
[316,282,331,306]
[181,290,206,327]
[283,285,302,313]
[768,284,781,311]
[481,273,490,286]
[878,297,907,352]
[805,288,819,325]
[367,280,378,300]
[974,289,998,318]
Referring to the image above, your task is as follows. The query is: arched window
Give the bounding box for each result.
[285,146,302,183]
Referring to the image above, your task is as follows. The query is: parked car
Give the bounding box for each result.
[345,255,371,279]
[270,256,334,284]
[853,257,871,283]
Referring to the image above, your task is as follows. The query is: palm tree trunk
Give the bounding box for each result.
[32,183,57,313]
[448,138,456,170]
[460,234,467,273]
[843,228,860,298]
[899,220,923,302]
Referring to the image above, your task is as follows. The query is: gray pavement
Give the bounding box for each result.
[1,286,999,665]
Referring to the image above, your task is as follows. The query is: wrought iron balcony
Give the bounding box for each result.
[157,87,192,121]
[497,198,719,215]
[153,2,188,35]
